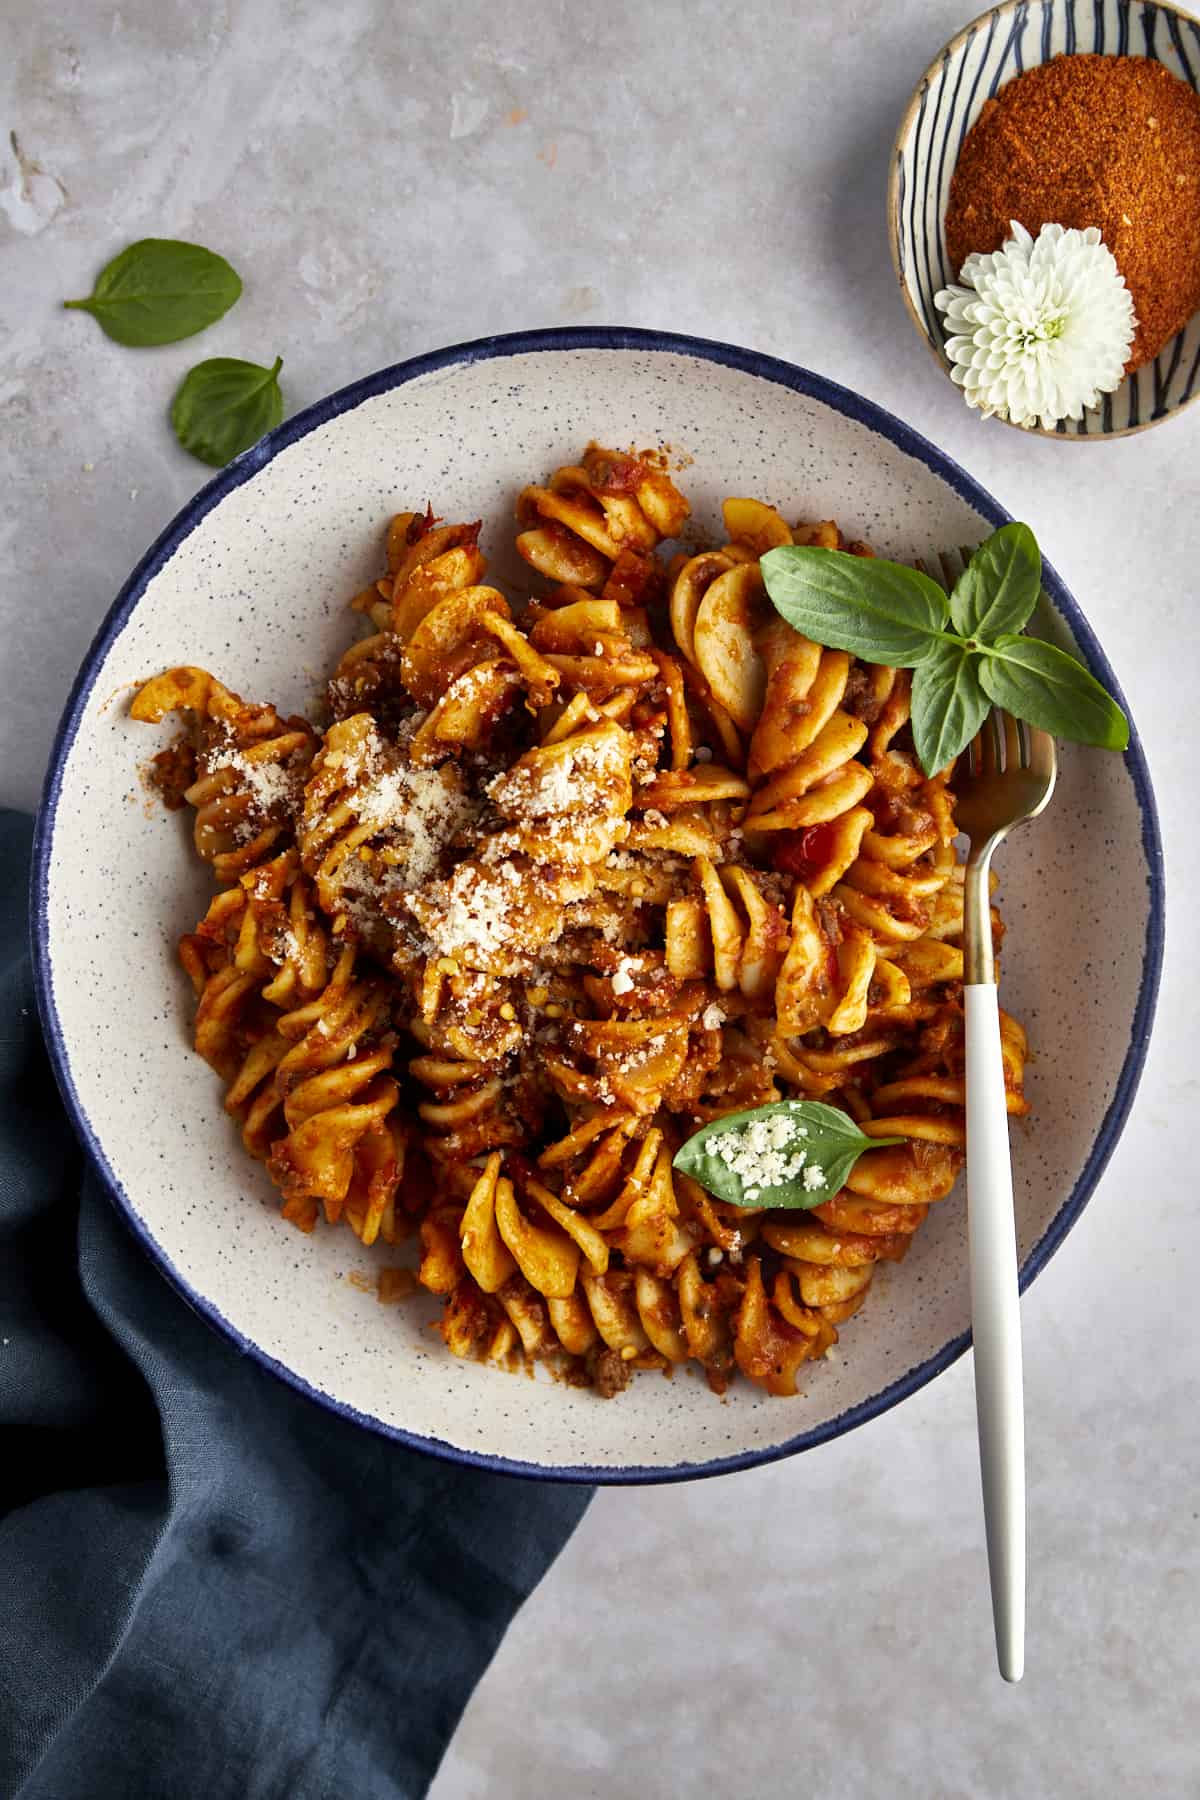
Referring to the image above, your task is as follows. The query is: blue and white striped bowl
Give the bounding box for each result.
[889,0,1200,439]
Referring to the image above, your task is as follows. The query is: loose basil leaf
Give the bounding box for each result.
[978,635,1129,749]
[64,239,242,346]
[760,546,952,667]
[171,355,284,467]
[949,522,1041,640]
[910,639,991,775]
[673,1099,905,1212]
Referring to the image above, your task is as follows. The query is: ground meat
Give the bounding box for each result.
[583,447,651,496]
[587,1345,631,1399]
[815,896,844,946]
[148,738,197,810]
[916,1004,965,1069]
[602,547,664,608]
[841,665,884,725]
[872,788,935,836]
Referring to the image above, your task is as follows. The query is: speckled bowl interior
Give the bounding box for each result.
[890,0,1200,439]
[33,330,1163,1481]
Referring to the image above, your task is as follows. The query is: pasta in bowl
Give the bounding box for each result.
[129,456,1029,1402]
[33,332,1161,1478]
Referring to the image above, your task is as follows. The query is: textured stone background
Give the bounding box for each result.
[2,3,1195,1795]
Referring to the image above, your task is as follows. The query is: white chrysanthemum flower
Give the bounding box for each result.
[934,221,1136,430]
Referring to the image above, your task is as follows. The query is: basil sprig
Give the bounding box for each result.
[673,1100,903,1211]
[760,523,1128,774]
[171,355,284,467]
[64,239,242,346]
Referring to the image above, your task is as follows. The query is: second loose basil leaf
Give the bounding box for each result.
[949,522,1041,640]
[910,639,992,775]
[760,546,951,667]
[978,635,1130,749]
[672,1099,905,1211]
[63,239,242,346]
[171,355,284,468]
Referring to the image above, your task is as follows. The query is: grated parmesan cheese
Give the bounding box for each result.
[705,1110,815,1199]
[610,955,640,996]
[488,731,624,821]
[433,864,513,963]
[214,739,301,815]
[348,744,477,889]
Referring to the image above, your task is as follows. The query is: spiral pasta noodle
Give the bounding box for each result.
[135,454,1029,1400]
[133,667,316,882]
[516,443,690,620]
[175,848,409,1245]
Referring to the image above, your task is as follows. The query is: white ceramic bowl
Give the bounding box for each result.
[32,330,1163,1481]
[889,0,1200,439]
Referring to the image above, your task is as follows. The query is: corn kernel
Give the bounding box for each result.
[499,1002,517,1021]
[526,986,549,1007]
[436,957,460,975]
[544,1002,565,1019]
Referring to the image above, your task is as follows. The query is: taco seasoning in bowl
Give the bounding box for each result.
[889,4,1200,440]
[945,54,1200,373]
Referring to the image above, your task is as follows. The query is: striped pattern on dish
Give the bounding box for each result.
[890,0,1200,438]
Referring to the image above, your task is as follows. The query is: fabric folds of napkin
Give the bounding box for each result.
[0,809,591,1800]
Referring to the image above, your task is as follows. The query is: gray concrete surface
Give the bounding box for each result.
[2,4,1194,1796]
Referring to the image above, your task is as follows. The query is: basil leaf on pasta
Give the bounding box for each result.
[760,546,952,667]
[171,355,284,468]
[673,1100,904,1211]
[910,640,991,775]
[978,635,1130,749]
[64,239,242,346]
[949,522,1041,640]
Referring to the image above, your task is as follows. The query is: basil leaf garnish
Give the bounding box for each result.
[949,522,1040,640]
[910,639,992,775]
[760,546,952,667]
[978,636,1130,750]
[64,239,242,347]
[673,1100,904,1211]
[759,526,1129,776]
[171,355,284,468]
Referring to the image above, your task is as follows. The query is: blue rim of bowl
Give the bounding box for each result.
[30,325,1165,1485]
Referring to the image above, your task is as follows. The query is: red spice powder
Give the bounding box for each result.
[945,54,1200,370]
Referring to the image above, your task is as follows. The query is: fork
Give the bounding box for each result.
[938,549,1058,1684]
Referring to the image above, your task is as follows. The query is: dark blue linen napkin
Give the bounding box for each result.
[0,809,591,1800]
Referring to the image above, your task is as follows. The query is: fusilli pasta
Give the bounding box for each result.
[136,452,1028,1399]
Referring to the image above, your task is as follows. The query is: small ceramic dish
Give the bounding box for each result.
[889,0,1200,439]
[32,328,1163,1481]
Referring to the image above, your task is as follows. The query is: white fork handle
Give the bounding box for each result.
[965,982,1025,1683]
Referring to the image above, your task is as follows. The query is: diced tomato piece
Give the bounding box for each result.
[770,821,837,880]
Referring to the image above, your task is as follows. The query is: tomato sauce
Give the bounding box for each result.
[770,821,837,881]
